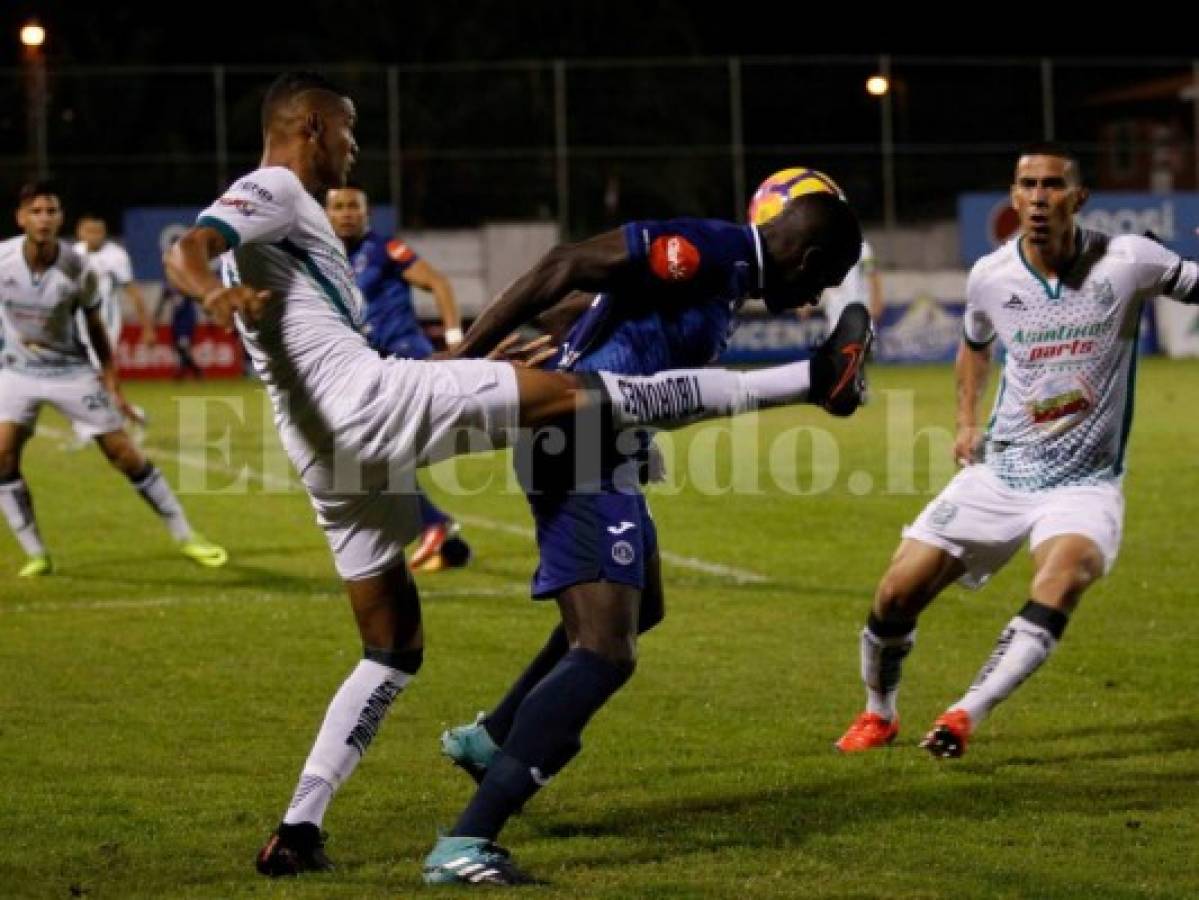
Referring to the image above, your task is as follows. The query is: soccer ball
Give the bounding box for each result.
[747,167,845,225]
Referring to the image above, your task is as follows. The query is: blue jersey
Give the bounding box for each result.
[348,230,433,359]
[520,218,764,496]
[556,218,764,376]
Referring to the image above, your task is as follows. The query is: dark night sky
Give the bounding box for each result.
[1,2,1187,68]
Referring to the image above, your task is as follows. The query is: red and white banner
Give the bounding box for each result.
[116,325,244,379]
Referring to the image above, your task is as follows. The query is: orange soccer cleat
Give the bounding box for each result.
[919,708,973,759]
[834,711,900,753]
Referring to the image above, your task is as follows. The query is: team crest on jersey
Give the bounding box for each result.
[1090,278,1116,307]
[386,240,415,264]
[648,235,700,282]
[611,540,636,566]
[928,501,958,529]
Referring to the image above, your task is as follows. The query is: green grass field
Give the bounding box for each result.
[2,362,1197,899]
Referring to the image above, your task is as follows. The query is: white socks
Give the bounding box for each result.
[282,660,413,827]
[860,617,916,721]
[0,477,46,557]
[953,613,1060,725]
[596,360,812,429]
[130,465,193,542]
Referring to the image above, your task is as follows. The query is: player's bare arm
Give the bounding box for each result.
[401,258,463,346]
[454,230,631,359]
[164,226,272,328]
[953,340,990,467]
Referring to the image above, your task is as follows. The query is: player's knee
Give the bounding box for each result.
[875,569,927,619]
[364,645,424,675]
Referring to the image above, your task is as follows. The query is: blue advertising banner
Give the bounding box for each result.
[123,206,397,280]
[958,192,1199,266]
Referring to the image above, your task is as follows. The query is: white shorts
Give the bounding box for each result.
[294,357,522,581]
[903,463,1124,589]
[0,367,124,440]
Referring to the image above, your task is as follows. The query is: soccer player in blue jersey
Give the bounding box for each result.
[424,197,870,885]
[326,185,471,571]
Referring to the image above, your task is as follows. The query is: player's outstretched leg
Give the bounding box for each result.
[922,534,1100,759]
[94,430,227,568]
[258,565,423,877]
[837,539,962,753]
[0,423,51,576]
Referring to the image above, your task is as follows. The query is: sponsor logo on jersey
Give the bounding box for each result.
[1030,388,1091,424]
[1014,321,1114,362]
[648,235,700,282]
[234,180,275,203]
[386,239,415,264]
[217,196,257,217]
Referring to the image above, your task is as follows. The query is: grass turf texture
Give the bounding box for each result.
[1,362,1196,898]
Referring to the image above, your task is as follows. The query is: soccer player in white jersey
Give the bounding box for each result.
[834,144,1199,758]
[74,214,155,356]
[163,71,871,879]
[0,182,227,577]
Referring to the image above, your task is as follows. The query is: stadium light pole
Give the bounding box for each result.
[21,20,49,180]
[870,57,897,258]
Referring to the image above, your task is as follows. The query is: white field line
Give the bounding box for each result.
[33,425,769,585]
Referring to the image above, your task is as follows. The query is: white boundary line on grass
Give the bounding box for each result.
[34,424,769,585]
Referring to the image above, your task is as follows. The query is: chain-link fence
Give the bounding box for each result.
[2,55,1197,239]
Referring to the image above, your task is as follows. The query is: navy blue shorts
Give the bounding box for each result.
[528,489,658,599]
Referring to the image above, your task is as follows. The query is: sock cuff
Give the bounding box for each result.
[1018,600,1069,641]
[0,474,25,490]
[128,463,158,486]
[867,612,917,641]
[364,645,423,675]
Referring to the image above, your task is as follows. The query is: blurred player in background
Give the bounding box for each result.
[426,194,868,885]
[0,183,227,576]
[325,185,471,571]
[165,71,871,883]
[72,214,154,443]
[157,283,204,380]
[835,144,1199,759]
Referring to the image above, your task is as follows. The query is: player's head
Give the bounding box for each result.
[261,71,359,193]
[758,191,862,312]
[325,184,369,240]
[16,181,64,245]
[76,213,108,251]
[1011,142,1088,248]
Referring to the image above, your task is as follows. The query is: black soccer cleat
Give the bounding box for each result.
[255,822,335,877]
[811,302,873,417]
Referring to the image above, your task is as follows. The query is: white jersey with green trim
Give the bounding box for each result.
[74,239,133,336]
[964,228,1199,490]
[0,237,99,378]
[197,166,369,469]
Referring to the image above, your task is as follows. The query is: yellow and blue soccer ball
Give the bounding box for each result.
[747,167,844,225]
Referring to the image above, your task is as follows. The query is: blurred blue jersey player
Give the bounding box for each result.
[425,192,870,885]
[326,185,471,571]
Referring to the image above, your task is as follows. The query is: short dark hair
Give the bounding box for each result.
[77,211,106,224]
[261,71,347,131]
[17,180,60,207]
[1017,142,1083,183]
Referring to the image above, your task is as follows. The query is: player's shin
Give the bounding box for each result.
[0,474,46,557]
[862,613,916,721]
[951,601,1068,726]
[482,624,570,746]
[129,463,193,541]
[588,359,813,429]
[282,648,420,827]
[450,648,630,841]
